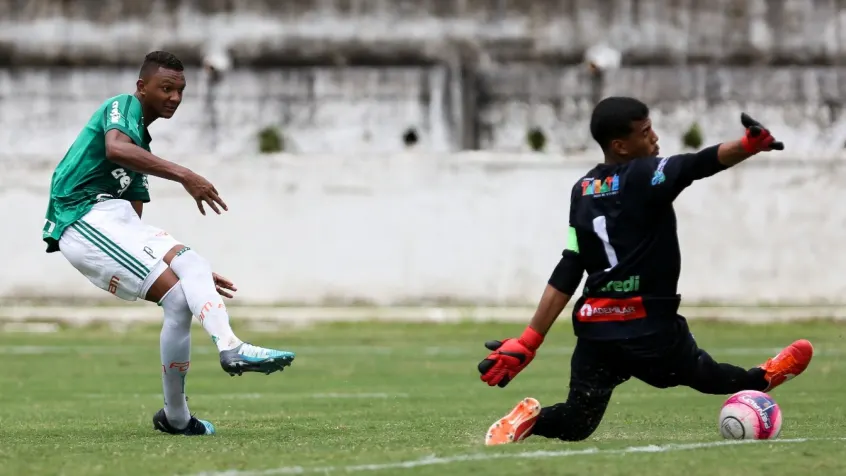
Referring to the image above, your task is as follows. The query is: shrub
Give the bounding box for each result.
[527,127,546,152]
[258,126,284,153]
[682,122,703,150]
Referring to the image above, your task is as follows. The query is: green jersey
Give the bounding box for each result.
[42,94,153,253]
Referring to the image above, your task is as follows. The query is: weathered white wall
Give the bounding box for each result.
[4,152,845,306]
[6,67,846,157]
[4,0,846,156]
[2,0,845,66]
[0,67,462,155]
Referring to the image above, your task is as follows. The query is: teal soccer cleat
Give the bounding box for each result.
[219,343,295,376]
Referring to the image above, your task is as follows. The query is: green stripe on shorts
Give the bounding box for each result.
[71,222,149,281]
[76,220,150,276]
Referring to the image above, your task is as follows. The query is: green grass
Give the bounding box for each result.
[1,319,846,476]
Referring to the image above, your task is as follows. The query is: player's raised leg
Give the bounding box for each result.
[163,245,295,376]
[630,322,813,396]
[757,339,813,392]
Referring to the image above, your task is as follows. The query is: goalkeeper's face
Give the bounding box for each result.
[615,118,660,159]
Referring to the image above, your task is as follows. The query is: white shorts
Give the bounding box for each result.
[59,200,182,301]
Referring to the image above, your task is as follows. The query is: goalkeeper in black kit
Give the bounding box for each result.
[477,97,814,445]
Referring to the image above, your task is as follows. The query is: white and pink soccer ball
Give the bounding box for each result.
[719,390,783,440]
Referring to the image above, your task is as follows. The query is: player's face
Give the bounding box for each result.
[138,67,186,119]
[612,118,660,159]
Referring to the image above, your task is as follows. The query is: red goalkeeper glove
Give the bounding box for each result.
[477,326,544,388]
[740,113,784,153]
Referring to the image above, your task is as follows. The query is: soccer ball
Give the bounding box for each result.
[719,390,783,440]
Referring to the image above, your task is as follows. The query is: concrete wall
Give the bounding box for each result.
[5,152,845,306]
[0,66,464,155]
[2,0,845,66]
[5,66,846,157]
[3,0,846,156]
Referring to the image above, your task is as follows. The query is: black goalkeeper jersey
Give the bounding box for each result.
[565,145,727,340]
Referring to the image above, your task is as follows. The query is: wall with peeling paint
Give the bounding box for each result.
[1,0,846,156]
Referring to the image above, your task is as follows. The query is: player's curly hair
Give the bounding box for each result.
[139,51,184,78]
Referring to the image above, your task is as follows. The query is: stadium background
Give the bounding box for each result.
[2,0,845,317]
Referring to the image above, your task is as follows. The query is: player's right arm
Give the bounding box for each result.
[478,207,585,388]
[104,130,228,215]
[530,243,583,335]
[477,244,583,388]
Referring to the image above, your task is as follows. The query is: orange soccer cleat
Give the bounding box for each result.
[485,397,541,446]
[758,339,814,392]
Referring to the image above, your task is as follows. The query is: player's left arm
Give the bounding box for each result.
[644,113,782,202]
[717,113,784,167]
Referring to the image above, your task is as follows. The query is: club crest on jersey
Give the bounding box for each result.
[581,174,620,197]
[651,157,669,186]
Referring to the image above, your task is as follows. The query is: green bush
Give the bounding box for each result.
[527,127,546,152]
[682,122,703,150]
[258,126,284,153]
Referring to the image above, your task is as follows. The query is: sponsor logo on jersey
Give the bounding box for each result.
[581,174,620,197]
[111,168,132,195]
[651,157,669,185]
[577,296,647,322]
[597,275,640,293]
[110,100,122,124]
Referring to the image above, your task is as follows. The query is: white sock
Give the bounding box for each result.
[169,248,243,352]
[160,282,193,429]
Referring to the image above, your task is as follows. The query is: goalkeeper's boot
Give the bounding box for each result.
[485,397,541,446]
[152,409,215,436]
[219,342,295,376]
[758,339,814,392]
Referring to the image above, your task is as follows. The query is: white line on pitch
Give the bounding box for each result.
[187,437,846,476]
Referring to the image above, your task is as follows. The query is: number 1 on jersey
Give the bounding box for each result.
[592,216,618,269]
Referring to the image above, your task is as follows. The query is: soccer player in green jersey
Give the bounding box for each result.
[42,51,295,436]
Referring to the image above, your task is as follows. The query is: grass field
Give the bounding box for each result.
[2,318,846,476]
